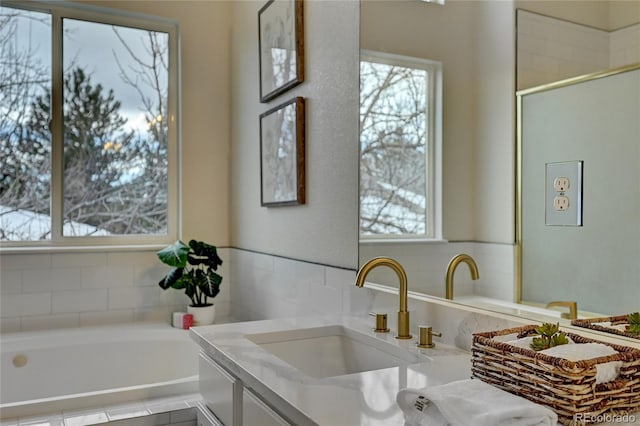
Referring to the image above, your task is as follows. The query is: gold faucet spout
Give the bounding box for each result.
[445,254,479,300]
[356,257,411,339]
[546,301,578,320]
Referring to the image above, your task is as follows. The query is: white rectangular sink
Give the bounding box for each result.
[245,325,422,378]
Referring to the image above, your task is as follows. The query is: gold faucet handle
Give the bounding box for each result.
[545,301,578,320]
[417,326,442,348]
[369,312,390,333]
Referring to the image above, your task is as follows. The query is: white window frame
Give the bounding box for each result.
[359,50,444,243]
[0,1,180,251]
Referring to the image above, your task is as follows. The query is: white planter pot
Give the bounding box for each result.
[188,304,215,326]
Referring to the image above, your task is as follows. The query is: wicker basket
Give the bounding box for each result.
[571,314,640,340]
[471,325,640,425]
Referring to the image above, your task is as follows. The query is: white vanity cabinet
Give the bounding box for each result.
[199,352,240,425]
[198,351,291,426]
[242,388,289,426]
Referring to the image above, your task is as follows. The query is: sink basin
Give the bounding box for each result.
[245,325,421,378]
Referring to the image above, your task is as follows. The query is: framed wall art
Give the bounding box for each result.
[260,97,306,206]
[258,0,304,103]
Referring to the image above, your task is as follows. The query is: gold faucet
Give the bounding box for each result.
[445,254,479,300]
[546,301,578,320]
[355,257,412,339]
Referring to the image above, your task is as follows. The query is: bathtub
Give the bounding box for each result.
[0,322,200,419]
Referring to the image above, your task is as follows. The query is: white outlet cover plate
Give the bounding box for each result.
[545,161,583,226]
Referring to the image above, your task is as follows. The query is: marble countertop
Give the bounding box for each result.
[189,315,472,426]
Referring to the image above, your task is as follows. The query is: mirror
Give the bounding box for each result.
[359,0,639,318]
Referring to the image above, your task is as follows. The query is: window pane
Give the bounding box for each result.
[62,19,169,236]
[359,60,428,236]
[0,7,52,241]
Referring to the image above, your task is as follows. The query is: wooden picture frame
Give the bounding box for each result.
[258,0,304,103]
[260,97,306,207]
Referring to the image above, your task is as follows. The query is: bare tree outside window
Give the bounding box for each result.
[360,55,434,237]
[0,7,52,240]
[0,6,174,242]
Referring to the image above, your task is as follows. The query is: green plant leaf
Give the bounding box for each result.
[551,332,569,346]
[628,324,640,334]
[187,240,223,270]
[530,336,548,351]
[157,240,189,267]
[534,322,560,338]
[183,274,197,305]
[529,322,568,351]
[158,267,183,289]
[627,312,640,326]
[198,270,222,299]
[157,239,224,306]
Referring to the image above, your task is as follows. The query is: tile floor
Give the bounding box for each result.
[1,393,202,426]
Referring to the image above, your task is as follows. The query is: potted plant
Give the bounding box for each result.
[157,239,223,325]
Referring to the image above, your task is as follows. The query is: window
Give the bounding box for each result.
[359,51,442,240]
[0,2,179,247]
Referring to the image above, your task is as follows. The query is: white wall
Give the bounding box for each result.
[361,0,476,240]
[516,0,640,31]
[361,1,515,244]
[517,9,640,90]
[516,0,611,30]
[472,0,516,244]
[229,0,360,269]
[609,24,640,68]
[357,1,515,301]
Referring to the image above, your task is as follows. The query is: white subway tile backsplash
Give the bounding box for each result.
[107,251,158,266]
[233,249,274,272]
[325,267,356,290]
[20,313,79,331]
[109,286,160,310]
[159,287,190,307]
[79,309,135,327]
[82,265,135,289]
[51,252,106,268]
[136,264,168,287]
[1,293,51,317]
[517,11,636,90]
[309,283,343,314]
[134,306,175,323]
[22,267,81,293]
[1,244,514,332]
[294,261,326,288]
[0,317,21,333]
[0,269,22,294]
[51,289,108,313]
[0,253,51,270]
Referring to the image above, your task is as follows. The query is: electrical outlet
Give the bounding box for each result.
[554,177,570,192]
[545,161,583,226]
[553,195,569,211]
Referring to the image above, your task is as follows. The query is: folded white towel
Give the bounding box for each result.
[396,379,558,426]
[539,342,621,384]
[503,336,575,350]
[595,321,629,333]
